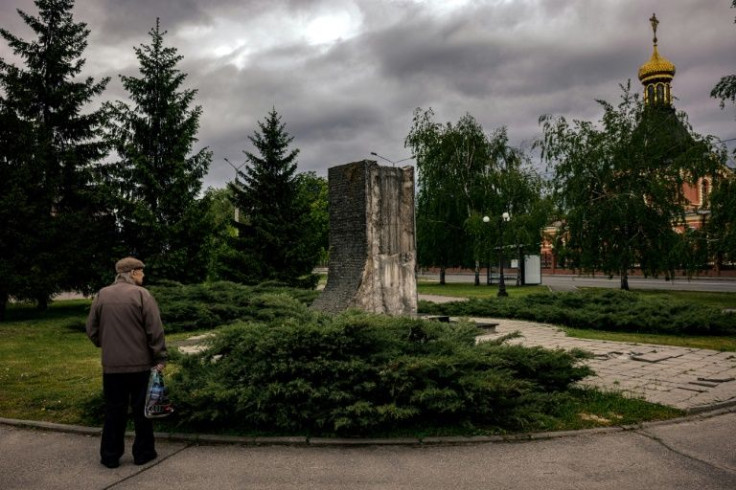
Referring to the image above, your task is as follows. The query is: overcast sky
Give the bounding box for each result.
[1,0,734,188]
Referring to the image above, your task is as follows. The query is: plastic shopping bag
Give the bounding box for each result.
[144,368,174,419]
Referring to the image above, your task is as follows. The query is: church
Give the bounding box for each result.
[637,14,714,231]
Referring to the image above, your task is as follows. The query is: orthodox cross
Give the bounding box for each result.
[649,13,659,45]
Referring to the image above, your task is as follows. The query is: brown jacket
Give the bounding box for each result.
[86,276,167,373]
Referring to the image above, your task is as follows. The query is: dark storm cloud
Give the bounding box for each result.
[91,0,213,42]
[90,0,351,44]
[1,0,734,185]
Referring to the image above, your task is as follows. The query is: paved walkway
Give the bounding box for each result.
[475,317,736,412]
[418,293,736,412]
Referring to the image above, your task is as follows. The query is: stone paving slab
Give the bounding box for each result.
[473,317,736,412]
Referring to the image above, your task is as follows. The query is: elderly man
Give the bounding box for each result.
[86,257,167,469]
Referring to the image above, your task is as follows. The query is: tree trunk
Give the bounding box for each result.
[620,241,630,290]
[516,246,524,286]
[440,267,446,285]
[36,295,49,311]
[0,292,7,322]
[474,260,480,286]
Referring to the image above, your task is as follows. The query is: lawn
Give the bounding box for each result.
[0,301,100,423]
[561,327,736,352]
[0,300,206,424]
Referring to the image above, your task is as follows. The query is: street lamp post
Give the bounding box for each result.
[370,152,413,167]
[696,208,712,271]
[224,157,245,222]
[484,212,510,297]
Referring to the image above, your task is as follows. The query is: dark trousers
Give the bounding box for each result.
[101,371,156,463]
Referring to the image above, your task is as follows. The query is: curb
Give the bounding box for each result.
[3,404,735,448]
[682,398,736,415]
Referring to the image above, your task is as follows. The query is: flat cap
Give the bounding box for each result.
[115,257,145,273]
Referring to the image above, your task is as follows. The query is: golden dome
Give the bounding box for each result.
[638,13,675,84]
[638,45,676,84]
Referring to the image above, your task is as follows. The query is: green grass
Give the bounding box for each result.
[543,388,682,431]
[633,289,736,310]
[0,301,101,424]
[0,299,685,434]
[562,327,736,352]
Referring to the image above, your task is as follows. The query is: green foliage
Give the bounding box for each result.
[201,187,239,281]
[170,308,592,436]
[420,289,736,336]
[539,83,721,288]
[708,174,736,265]
[219,109,320,286]
[0,102,37,320]
[0,0,114,315]
[104,19,212,284]
[705,4,736,269]
[712,73,736,115]
[406,108,484,272]
[710,0,735,142]
[296,171,329,266]
[149,281,319,333]
[405,108,548,281]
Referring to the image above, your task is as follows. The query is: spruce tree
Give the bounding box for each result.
[105,19,212,283]
[0,0,112,312]
[0,103,36,319]
[220,109,319,286]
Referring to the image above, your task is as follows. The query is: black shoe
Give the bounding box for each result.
[101,459,120,469]
[134,452,158,466]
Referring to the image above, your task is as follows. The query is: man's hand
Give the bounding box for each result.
[155,363,165,372]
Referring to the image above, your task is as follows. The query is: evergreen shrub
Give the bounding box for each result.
[170,298,592,436]
[419,289,736,336]
[150,281,319,333]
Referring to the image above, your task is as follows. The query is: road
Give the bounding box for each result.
[418,272,736,293]
[2,409,735,489]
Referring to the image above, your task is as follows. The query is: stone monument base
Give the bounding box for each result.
[311,160,417,315]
